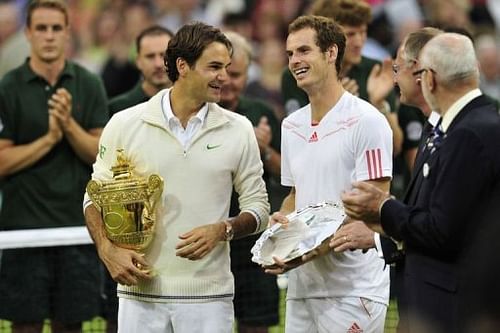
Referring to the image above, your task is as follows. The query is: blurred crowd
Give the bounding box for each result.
[1,0,498,114]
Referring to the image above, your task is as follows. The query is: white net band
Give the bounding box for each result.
[0,226,93,249]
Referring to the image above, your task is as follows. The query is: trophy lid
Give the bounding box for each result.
[111,149,134,179]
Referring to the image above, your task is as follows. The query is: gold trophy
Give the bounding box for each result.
[86,149,164,251]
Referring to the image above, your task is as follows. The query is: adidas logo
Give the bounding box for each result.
[347,322,363,333]
[308,131,318,143]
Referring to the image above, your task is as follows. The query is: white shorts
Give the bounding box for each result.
[285,297,387,333]
[117,298,234,333]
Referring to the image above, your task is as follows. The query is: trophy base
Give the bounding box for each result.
[107,230,154,251]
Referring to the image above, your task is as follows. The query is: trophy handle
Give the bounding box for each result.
[86,180,103,210]
[146,174,164,214]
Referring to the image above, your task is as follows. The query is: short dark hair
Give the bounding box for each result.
[136,25,174,54]
[310,0,372,27]
[164,22,232,83]
[288,15,346,75]
[27,0,69,27]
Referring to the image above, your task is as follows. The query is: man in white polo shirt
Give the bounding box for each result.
[265,15,392,333]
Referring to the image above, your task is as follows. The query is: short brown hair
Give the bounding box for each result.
[164,22,232,83]
[26,0,69,27]
[288,15,346,75]
[310,0,372,27]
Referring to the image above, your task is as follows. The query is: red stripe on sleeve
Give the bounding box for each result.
[366,150,373,179]
[377,148,383,178]
[370,149,377,178]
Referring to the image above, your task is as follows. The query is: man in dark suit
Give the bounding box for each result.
[341,32,500,333]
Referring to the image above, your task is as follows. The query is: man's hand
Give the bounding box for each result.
[48,88,73,130]
[46,113,63,145]
[263,256,302,275]
[269,211,289,227]
[99,241,152,286]
[341,77,359,96]
[176,223,225,260]
[367,58,394,107]
[341,181,391,234]
[264,238,332,275]
[254,116,272,155]
[330,220,375,252]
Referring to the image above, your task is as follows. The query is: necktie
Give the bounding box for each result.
[413,121,434,168]
[425,119,444,153]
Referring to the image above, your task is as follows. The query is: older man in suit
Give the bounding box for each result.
[341,32,500,333]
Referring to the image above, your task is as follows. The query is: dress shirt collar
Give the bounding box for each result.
[161,89,208,129]
[441,88,481,132]
[428,111,441,128]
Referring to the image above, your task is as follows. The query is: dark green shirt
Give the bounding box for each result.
[235,96,281,153]
[0,60,108,230]
[281,56,397,114]
[229,96,281,268]
[228,96,280,218]
[108,81,148,117]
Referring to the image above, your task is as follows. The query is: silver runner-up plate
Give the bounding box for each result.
[251,202,346,266]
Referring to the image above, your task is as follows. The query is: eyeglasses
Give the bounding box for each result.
[412,68,436,77]
[393,59,417,75]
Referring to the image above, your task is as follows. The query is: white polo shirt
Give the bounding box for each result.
[281,91,392,303]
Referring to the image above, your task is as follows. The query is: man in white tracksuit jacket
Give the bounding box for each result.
[84,22,269,333]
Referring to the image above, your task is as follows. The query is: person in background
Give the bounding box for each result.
[100,2,153,99]
[84,22,269,333]
[0,1,108,332]
[475,33,500,102]
[266,15,392,333]
[245,37,287,122]
[219,30,280,333]
[108,25,173,117]
[393,28,443,172]
[384,27,444,333]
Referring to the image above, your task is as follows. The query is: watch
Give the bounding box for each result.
[222,220,234,241]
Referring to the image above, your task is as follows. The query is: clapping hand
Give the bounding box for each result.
[48,88,72,130]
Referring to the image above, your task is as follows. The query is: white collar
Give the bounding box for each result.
[428,111,441,127]
[441,88,481,132]
[161,88,208,127]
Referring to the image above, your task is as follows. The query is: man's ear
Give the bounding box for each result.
[327,45,338,64]
[426,71,436,92]
[176,58,189,78]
